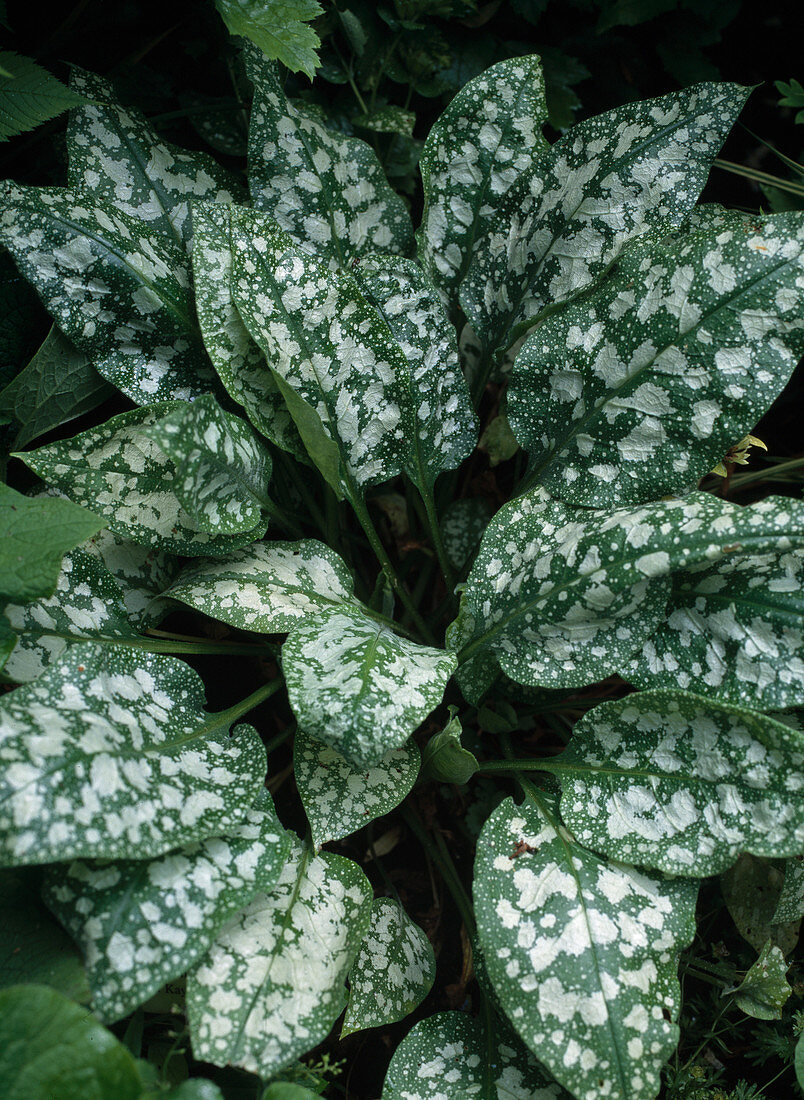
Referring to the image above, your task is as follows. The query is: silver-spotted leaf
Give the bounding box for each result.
[283,605,457,768]
[186,840,372,1076]
[442,497,493,574]
[509,211,804,507]
[553,690,804,877]
[0,643,267,866]
[42,794,290,1022]
[720,854,799,955]
[474,794,697,1100]
[342,897,435,1036]
[294,729,420,848]
[732,941,792,1020]
[774,856,804,924]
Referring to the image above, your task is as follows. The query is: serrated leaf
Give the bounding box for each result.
[342,897,435,1036]
[461,82,749,353]
[774,856,804,923]
[552,689,804,877]
[509,211,804,508]
[245,45,413,265]
[43,793,290,1022]
[418,56,549,310]
[0,483,104,604]
[474,793,697,1100]
[420,708,478,785]
[0,52,86,140]
[166,538,357,633]
[18,404,269,555]
[0,643,267,866]
[0,984,143,1100]
[450,488,804,690]
[216,0,322,81]
[283,605,457,768]
[295,729,420,847]
[187,840,372,1076]
[732,940,792,1020]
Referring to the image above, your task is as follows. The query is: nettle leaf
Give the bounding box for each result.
[382,1010,568,1100]
[355,255,477,492]
[450,488,804,690]
[0,183,215,403]
[18,404,269,555]
[0,52,86,141]
[43,794,290,1022]
[294,729,420,848]
[283,606,457,768]
[732,941,792,1020]
[0,643,266,866]
[553,690,804,877]
[509,211,804,508]
[474,793,697,1100]
[191,202,305,459]
[67,68,241,253]
[187,839,372,1077]
[461,82,749,353]
[418,55,548,309]
[167,539,357,634]
[230,208,407,497]
[774,856,804,923]
[245,46,413,265]
[342,897,435,1036]
[216,0,323,81]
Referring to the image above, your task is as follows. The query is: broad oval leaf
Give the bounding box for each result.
[186,840,372,1077]
[294,729,420,848]
[0,643,267,866]
[42,793,290,1022]
[552,690,804,877]
[283,606,457,768]
[509,211,804,507]
[474,793,697,1100]
[342,897,435,1036]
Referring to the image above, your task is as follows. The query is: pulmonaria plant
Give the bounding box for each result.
[1,43,804,1100]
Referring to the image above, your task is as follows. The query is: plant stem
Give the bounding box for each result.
[23,629,275,658]
[215,677,283,726]
[421,482,458,596]
[263,726,292,756]
[475,757,561,774]
[401,804,476,935]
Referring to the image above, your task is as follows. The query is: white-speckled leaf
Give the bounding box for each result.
[294,729,420,848]
[283,605,457,768]
[418,56,548,310]
[355,255,476,491]
[732,941,792,1020]
[553,690,804,877]
[474,793,697,1100]
[191,202,305,459]
[442,498,493,575]
[509,211,804,507]
[342,897,435,1036]
[230,208,407,496]
[0,643,267,866]
[450,488,804,690]
[774,857,804,924]
[67,69,240,253]
[186,839,372,1076]
[381,1010,568,1100]
[88,527,178,627]
[42,792,290,1022]
[18,405,268,555]
[461,82,749,352]
[166,538,357,634]
[245,46,413,266]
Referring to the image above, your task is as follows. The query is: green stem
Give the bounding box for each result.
[262,496,304,539]
[476,758,559,774]
[214,677,284,727]
[714,157,804,198]
[421,483,458,596]
[20,629,275,658]
[401,804,476,935]
[726,454,804,488]
[263,726,292,756]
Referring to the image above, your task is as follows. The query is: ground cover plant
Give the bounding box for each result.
[1,3,804,1099]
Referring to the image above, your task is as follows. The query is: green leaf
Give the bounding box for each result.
[474,793,697,1100]
[450,488,804,690]
[0,326,114,449]
[774,856,804,923]
[461,82,750,353]
[294,729,420,848]
[283,605,457,768]
[552,690,804,877]
[720,854,799,955]
[731,940,792,1020]
[262,1086,319,1100]
[166,538,357,634]
[441,496,492,574]
[0,643,267,866]
[420,707,478,784]
[216,0,323,81]
[186,840,372,1076]
[509,211,804,508]
[43,793,290,1022]
[0,984,143,1100]
[245,46,413,265]
[796,1032,804,1090]
[18,404,269,555]
[0,52,86,141]
[418,56,549,310]
[0,483,104,604]
[354,106,416,136]
[342,897,435,1036]
[479,411,519,467]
